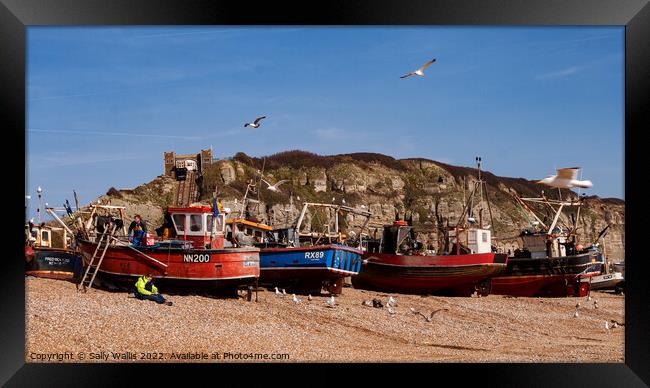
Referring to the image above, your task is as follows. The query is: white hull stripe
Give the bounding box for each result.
[261,267,358,275]
[97,269,257,281]
[366,261,507,268]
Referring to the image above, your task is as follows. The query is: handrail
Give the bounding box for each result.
[108,236,169,268]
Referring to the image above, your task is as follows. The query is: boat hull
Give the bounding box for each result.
[25,246,83,281]
[259,245,362,294]
[352,252,508,296]
[77,239,260,290]
[579,272,624,290]
[490,251,603,297]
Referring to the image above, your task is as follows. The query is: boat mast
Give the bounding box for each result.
[37,186,43,224]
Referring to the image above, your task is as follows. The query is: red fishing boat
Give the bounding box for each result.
[353,220,507,295]
[75,204,259,293]
[488,189,606,297]
[353,157,509,296]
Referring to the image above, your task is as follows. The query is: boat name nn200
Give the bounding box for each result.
[183,253,211,263]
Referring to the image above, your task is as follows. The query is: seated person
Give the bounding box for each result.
[133,274,172,306]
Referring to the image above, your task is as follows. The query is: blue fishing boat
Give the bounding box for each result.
[226,202,372,294]
[259,243,363,294]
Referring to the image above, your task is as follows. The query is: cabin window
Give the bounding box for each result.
[482,232,488,243]
[246,227,253,235]
[173,214,186,232]
[254,231,262,238]
[190,214,203,232]
[206,215,213,233]
[41,230,50,242]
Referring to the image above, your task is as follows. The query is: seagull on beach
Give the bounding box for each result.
[594,299,599,309]
[308,294,313,301]
[400,58,436,78]
[575,302,581,309]
[537,167,593,189]
[275,287,282,296]
[244,115,266,128]
[362,300,373,307]
[325,295,336,308]
[573,310,579,318]
[282,288,287,296]
[292,294,301,303]
[419,309,447,322]
[261,178,289,192]
[387,296,397,307]
[604,321,610,332]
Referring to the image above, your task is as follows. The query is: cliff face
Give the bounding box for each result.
[102,151,625,261]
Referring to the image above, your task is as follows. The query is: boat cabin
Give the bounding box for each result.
[163,206,226,249]
[370,220,423,255]
[25,223,70,249]
[225,219,273,246]
[516,229,573,258]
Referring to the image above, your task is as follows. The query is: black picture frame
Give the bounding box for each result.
[2,0,647,386]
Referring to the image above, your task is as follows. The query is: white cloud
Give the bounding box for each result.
[28,128,200,140]
[534,66,580,80]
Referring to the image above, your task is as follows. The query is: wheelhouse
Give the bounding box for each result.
[25,223,70,249]
[164,206,226,249]
[226,219,273,244]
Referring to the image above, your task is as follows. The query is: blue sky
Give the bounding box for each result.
[26,26,624,219]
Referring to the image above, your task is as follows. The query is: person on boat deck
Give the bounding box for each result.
[133,274,171,305]
[155,213,174,240]
[128,215,147,246]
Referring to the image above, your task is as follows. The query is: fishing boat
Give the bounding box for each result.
[25,221,83,281]
[353,157,508,296]
[24,187,83,281]
[353,220,508,296]
[227,202,371,295]
[490,190,604,297]
[74,204,259,293]
[577,225,624,293]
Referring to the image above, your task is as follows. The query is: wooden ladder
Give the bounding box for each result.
[78,223,117,292]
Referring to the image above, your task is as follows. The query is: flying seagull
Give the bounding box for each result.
[261,178,289,192]
[400,58,436,78]
[538,167,593,189]
[244,116,267,128]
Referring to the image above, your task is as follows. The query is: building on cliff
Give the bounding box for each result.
[164,149,213,179]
